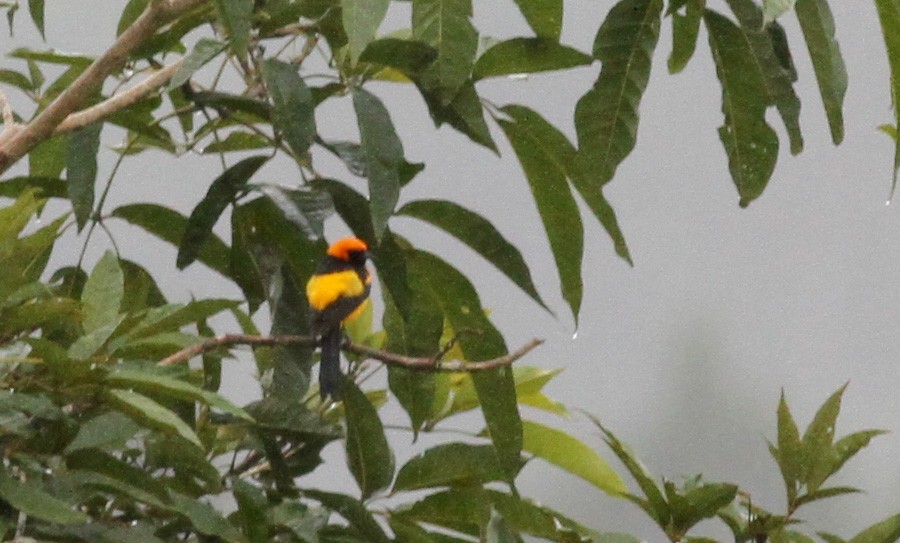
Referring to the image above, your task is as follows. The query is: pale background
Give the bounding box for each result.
[2,1,898,539]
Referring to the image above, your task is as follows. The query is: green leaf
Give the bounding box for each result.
[256,184,333,239]
[473,38,591,79]
[117,0,149,36]
[177,155,268,269]
[68,315,125,359]
[497,104,583,322]
[512,0,562,40]
[9,47,93,65]
[848,513,900,543]
[763,0,796,23]
[0,190,43,241]
[875,0,900,198]
[486,509,516,543]
[27,0,44,37]
[0,470,88,525]
[413,0,478,104]
[412,251,521,482]
[111,203,231,277]
[522,420,626,496]
[417,80,497,152]
[81,251,123,333]
[342,377,395,499]
[107,389,203,448]
[794,486,860,508]
[353,88,403,241]
[393,442,509,491]
[214,0,253,61]
[30,133,69,179]
[261,59,317,158]
[303,490,391,543]
[397,199,548,311]
[167,38,226,90]
[396,487,490,536]
[168,490,245,542]
[574,0,663,187]
[773,390,803,502]
[65,412,140,452]
[360,38,438,74]
[232,479,268,543]
[66,122,103,231]
[567,171,633,265]
[0,215,65,301]
[343,0,391,63]
[668,0,705,73]
[795,0,846,144]
[704,9,779,207]
[202,131,270,153]
[0,176,66,200]
[0,69,34,91]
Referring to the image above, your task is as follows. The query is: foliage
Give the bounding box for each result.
[0,0,897,541]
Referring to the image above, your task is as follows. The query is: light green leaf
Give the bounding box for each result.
[796,0,847,144]
[213,0,253,61]
[343,0,391,63]
[473,38,592,79]
[353,88,403,241]
[68,315,125,359]
[874,0,900,198]
[413,0,478,104]
[167,38,226,90]
[497,104,583,322]
[704,9,779,207]
[668,0,705,74]
[30,133,68,179]
[763,0,796,23]
[848,513,900,543]
[393,442,510,491]
[107,389,203,448]
[82,251,124,333]
[66,122,103,231]
[574,0,663,187]
[511,0,562,40]
[261,59,317,158]
[343,377,395,499]
[522,420,626,496]
[0,470,88,525]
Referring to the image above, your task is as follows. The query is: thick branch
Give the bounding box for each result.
[158,333,544,371]
[0,0,208,174]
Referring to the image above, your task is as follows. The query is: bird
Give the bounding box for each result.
[305,237,371,400]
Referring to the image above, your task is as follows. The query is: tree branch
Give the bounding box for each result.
[158,333,544,371]
[0,0,208,174]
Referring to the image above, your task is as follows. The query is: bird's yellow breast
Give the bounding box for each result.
[306,270,368,311]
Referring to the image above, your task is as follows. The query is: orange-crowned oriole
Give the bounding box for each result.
[306,237,371,400]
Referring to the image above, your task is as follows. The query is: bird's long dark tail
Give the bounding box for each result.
[319,327,342,400]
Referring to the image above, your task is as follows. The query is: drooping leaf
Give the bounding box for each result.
[574,0,663,187]
[874,0,900,198]
[0,69,35,91]
[668,0,705,73]
[704,9,779,207]
[412,0,478,104]
[497,105,583,322]
[795,0,847,145]
[342,376,395,499]
[167,38,226,90]
[393,442,509,491]
[473,38,592,79]
[261,59,317,158]
[66,122,103,231]
[0,470,88,525]
[511,0,563,40]
[304,490,391,543]
[397,199,548,311]
[417,80,497,152]
[81,251,123,333]
[359,38,438,74]
[177,155,268,269]
[343,0,391,63]
[353,88,403,240]
[521,420,626,496]
[213,0,253,61]
[107,389,203,448]
[27,0,44,38]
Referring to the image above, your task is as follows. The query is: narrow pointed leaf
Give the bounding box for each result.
[82,251,124,333]
[343,377,395,499]
[67,122,102,231]
[848,513,900,543]
[213,0,252,61]
[574,0,663,187]
[512,0,562,40]
[794,486,860,508]
[27,0,44,38]
[177,155,268,269]
[393,442,509,491]
[167,38,226,91]
[668,0,705,74]
[0,470,88,525]
[107,389,203,448]
[874,0,900,198]
[418,80,497,152]
[704,9,779,207]
[473,38,592,79]
[262,59,317,158]
[304,490,391,543]
[353,88,403,240]
[795,0,847,144]
[568,167,632,265]
[498,104,583,322]
[522,420,626,496]
[775,390,803,502]
[413,0,478,104]
[168,491,244,541]
[343,0,390,63]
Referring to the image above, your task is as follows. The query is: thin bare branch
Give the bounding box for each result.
[158,333,544,371]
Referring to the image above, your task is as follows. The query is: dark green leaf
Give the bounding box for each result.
[9,47,93,65]
[397,199,547,311]
[107,389,203,448]
[342,377,395,498]
[0,68,34,91]
[360,38,438,74]
[304,490,391,543]
[29,133,68,179]
[66,122,102,231]
[574,0,663,187]
[413,0,478,104]
[256,184,333,239]
[167,38,226,90]
[512,0,562,40]
[111,203,231,277]
[796,0,847,144]
[147,436,221,491]
[875,0,900,198]
[233,479,268,543]
[394,442,508,491]
[848,513,900,543]
[396,487,490,535]
[343,0,390,63]
[498,104,584,322]
[704,9,779,207]
[522,419,626,496]
[0,469,88,524]
[64,412,139,452]
[177,155,268,269]
[261,59,317,158]
[203,131,270,153]
[474,37,591,79]
[486,510,516,543]
[668,0,705,73]
[417,80,497,152]
[488,490,601,541]
[168,490,245,541]
[81,251,123,333]
[214,0,253,61]
[567,169,632,265]
[353,88,403,240]
[192,91,272,121]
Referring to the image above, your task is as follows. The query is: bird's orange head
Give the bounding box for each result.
[326,237,369,262]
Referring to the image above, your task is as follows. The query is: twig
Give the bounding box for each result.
[158,333,544,371]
